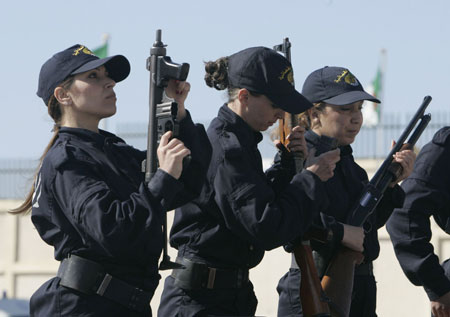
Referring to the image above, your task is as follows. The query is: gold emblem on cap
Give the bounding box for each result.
[334,70,348,83]
[279,66,294,85]
[344,73,359,86]
[72,45,95,56]
[334,70,359,86]
[279,66,292,80]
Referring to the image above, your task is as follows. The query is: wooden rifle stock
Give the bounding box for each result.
[274,38,331,317]
[321,248,364,317]
[294,243,332,316]
[320,96,432,316]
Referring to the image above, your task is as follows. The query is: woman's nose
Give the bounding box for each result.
[105,77,116,88]
[351,110,362,123]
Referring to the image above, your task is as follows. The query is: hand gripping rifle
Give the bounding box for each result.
[144,29,190,270]
[274,38,332,317]
[320,96,432,317]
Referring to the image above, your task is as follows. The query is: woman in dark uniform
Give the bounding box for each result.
[11,44,210,316]
[276,66,416,317]
[158,47,341,316]
[387,127,450,317]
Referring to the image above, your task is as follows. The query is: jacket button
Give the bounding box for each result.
[249,245,254,251]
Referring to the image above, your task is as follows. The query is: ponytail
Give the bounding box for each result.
[9,126,60,214]
[10,76,73,215]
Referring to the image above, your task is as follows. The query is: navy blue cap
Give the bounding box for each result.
[37,44,130,106]
[302,66,380,105]
[227,47,313,114]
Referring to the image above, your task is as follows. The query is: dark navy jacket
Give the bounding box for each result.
[169,105,329,269]
[30,113,210,312]
[387,127,450,301]
[303,130,405,262]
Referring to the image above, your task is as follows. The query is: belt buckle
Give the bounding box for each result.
[96,273,113,296]
[206,267,216,289]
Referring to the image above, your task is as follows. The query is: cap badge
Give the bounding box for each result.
[72,45,95,57]
[334,70,359,87]
[279,66,294,85]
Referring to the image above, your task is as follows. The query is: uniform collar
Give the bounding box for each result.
[305,130,353,156]
[218,104,263,146]
[58,127,124,148]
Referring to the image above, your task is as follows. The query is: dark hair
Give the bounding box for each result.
[204,57,229,91]
[10,76,74,215]
[204,57,261,102]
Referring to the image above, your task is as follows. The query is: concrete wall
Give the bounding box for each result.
[1,159,447,316]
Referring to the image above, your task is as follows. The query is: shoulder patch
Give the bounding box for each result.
[432,127,450,146]
[219,131,242,158]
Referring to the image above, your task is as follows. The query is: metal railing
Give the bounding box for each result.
[1,111,448,199]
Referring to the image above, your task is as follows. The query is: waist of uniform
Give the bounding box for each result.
[170,256,250,290]
[56,254,153,312]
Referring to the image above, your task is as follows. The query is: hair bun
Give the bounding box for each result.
[204,57,229,91]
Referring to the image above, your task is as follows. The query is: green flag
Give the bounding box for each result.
[93,42,108,58]
[362,49,386,127]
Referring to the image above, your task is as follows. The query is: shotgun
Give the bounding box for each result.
[321,96,432,316]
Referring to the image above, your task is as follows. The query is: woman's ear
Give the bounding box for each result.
[54,87,72,106]
[237,88,250,107]
[310,108,321,129]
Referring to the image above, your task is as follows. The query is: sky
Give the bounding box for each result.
[1,0,449,159]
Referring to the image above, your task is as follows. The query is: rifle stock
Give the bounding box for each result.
[321,96,432,316]
[321,248,363,317]
[294,243,332,316]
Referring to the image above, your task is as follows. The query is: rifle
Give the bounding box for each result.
[274,38,332,317]
[321,96,432,316]
[144,29,190,270]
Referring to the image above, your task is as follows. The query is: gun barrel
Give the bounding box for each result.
[371,95,432,186]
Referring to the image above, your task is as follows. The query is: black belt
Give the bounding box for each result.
[171,257,249,290]
[57,254,152,312]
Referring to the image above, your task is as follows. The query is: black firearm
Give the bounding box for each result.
[347,95,432,226]
[144,29,189,270]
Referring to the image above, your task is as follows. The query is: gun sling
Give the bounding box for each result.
[171,257,249,290]
[57,254,152,312]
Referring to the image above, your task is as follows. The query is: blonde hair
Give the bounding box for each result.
[10,76,74,214]
[298,102,326,130]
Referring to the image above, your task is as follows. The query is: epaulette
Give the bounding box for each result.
[432,127,450,146]
[47,141,70,170]
[219,130,242,158]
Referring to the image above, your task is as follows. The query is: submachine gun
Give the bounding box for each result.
[143,29,190,270]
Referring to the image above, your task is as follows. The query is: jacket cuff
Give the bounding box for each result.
[178,110,195,133]
[147,168,184,207]
[424,280,450,301]
[331,222,344,245]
